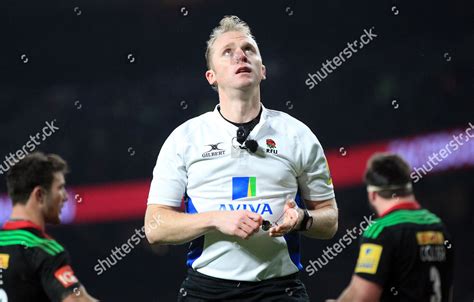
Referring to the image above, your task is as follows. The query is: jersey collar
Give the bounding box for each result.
[3,219,43,231]
[2,220,52,239]
[379,201,421,217]
[213,103,269,138]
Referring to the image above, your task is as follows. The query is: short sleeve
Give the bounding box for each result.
[296,128,335,201]
[147,129,187,207]
[354,231,393,286]
[39,251,81,301]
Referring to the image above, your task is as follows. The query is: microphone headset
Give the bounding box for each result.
[236,125,259,153]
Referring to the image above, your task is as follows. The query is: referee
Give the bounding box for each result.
[145,15,338,301]
[0,152,97,301]
[329,153,453,302]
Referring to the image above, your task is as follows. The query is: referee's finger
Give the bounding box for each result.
[269,224,289,234]
[242,218,260,232]
[271,223,293,234]
[238,221,255,235]
[234,228,250,239]
[246,211,263,224]
[269,230,286,237]
[285,199,296,208]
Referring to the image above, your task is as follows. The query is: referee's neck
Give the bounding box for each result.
[218,91,261,124]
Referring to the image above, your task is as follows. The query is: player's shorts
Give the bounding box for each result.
[177,268,310,302]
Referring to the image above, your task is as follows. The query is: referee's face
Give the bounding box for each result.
[42,172,68,224]
[206,31,266,91]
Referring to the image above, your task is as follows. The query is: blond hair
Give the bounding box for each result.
[205,15,256,69]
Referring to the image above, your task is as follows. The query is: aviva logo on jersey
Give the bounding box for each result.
[232,177,256,200]
[219,177,273,215]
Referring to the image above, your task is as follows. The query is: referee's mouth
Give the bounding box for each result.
[235,66,252,74]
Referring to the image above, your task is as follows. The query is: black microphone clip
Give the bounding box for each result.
[244,140,258,153]
[236,126,259,153]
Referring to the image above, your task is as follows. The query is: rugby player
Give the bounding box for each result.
[0,152,98,301]
[329,153,453,302]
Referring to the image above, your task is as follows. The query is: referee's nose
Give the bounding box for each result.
[232,48,249,64]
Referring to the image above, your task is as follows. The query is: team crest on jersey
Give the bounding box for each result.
[202,142,225,158]
[265,138,278,154]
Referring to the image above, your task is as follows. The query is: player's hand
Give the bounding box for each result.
[269,200,303,237]
[213,210,262,239]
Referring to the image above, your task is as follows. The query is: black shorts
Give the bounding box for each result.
[177,268,310,302]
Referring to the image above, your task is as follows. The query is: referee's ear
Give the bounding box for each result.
[261,64,266,80]
[205,69,217,86]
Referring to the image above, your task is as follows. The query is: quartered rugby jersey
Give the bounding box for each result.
[148,103,335,281]
[355,202,454,301]
[0,220,81,302]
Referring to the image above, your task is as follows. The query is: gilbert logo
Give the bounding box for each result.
[54,265,78,288]
[265,138,278,154]
[202,142,225,158]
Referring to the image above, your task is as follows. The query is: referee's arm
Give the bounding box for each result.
[268,197,338,239]
[144,205,214,245]
[302,197,338,239]
[145,204,262,245]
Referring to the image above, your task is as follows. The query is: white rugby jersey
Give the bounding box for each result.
[147,103,334,281]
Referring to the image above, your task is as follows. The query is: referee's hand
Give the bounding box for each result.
[213,210,263,239]
[268,200,302,237]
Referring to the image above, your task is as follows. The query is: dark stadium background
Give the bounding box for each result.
[1,0,473,301]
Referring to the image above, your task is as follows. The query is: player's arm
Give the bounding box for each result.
[328,229,392,302]
[62,285,98,302]
[329,275,382,302]
[145,204,262,245]
[38,248,99,302]
[302,197,338,239]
